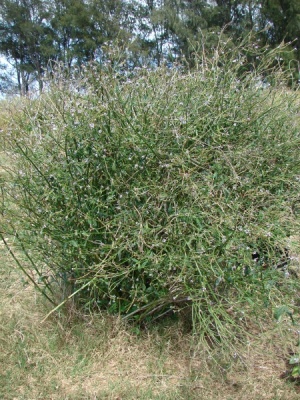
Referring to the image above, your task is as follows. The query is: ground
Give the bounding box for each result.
[1,238,300,399]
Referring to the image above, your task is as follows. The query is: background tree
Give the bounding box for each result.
[0,62,18,94]
[1,0,300,96]
[48,0,127,69]
[259,1,300,47]
[258,0,300,83]
[0,0,130,95]
[0,0,53,95]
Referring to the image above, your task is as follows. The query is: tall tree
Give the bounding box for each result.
[0,0,129,94]
[260,1,300,50]
[131,0,214,66]
[1,0,299,95]
[49,0,94,69]
[258,0,300,82]
[0,62,18,95]
[0,0,52,95]
[210,1,262,38]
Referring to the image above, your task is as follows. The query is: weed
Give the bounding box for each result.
[1,37,300,353]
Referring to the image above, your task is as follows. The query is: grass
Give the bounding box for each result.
[1,238,300,400]
[1,149,300,398]
[1,153,300,400]
[2,41,300,398]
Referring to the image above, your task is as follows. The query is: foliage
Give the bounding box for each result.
[1,1,300,96]
[2,39,300,349]
[0,0,129,95]
[274,304,300,381]
[0,62,18,95]
[0,0,52,95]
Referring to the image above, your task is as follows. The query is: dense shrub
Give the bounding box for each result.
[2,40,300,346]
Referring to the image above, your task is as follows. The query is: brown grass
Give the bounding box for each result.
[1,239,300,400]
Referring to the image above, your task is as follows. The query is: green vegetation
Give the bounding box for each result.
[1,36,300,398]
[1,39,300,356]
[1,235,300,399]
[1,2,300,398]
[0,0,299,96]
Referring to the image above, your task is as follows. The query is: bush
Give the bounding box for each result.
[2,40,300,347]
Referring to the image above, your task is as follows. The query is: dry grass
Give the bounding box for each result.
[1,240,300,400]
[0,100,13,150]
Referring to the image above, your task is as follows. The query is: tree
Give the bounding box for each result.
[0,0,130,95]
[1,0,299,95]
[0,62,18,95]
[258,0,300,83]
[260,1,300,49]
[130,0,215,66]
[49,0,91,69]
[0,0,53,95]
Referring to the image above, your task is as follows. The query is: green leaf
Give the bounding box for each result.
[289,355,300,365]
[291,365,300,378]
[273,306,292,322]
